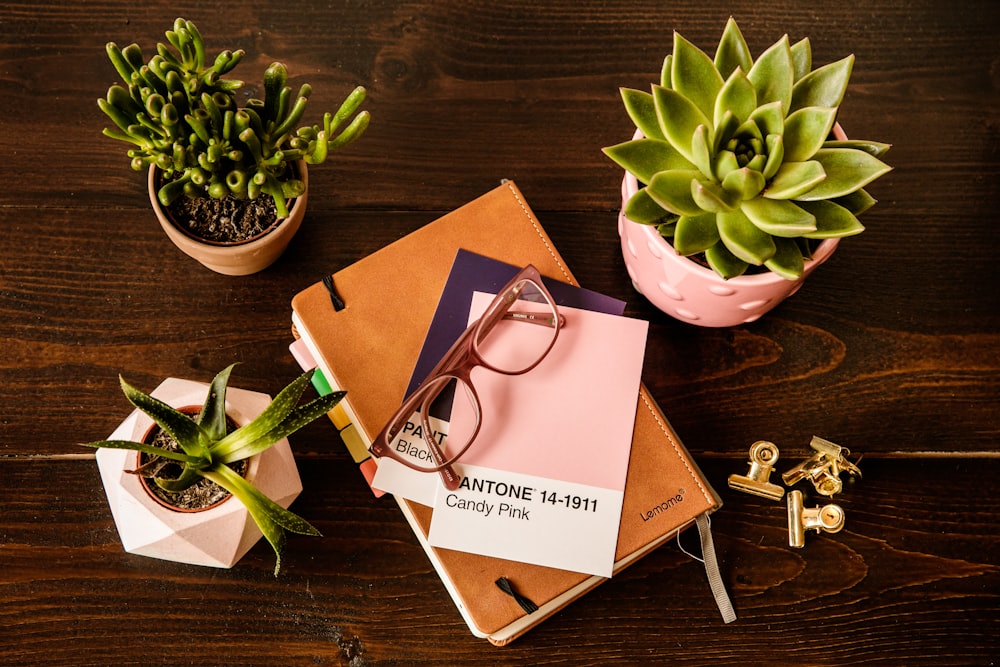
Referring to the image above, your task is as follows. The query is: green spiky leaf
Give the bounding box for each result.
[119,376,208,457]
[692,178,739,212]
[762,133,785,180]
[714,149,740,182]
[795,148,892,200]
[216,390,345,464]
[741,198,817,237]
[705,241,750,279]
[790,55,854,112]
[653,85,712,164]
[624,188,672,223]
[721,167,766,201]
[714,18,753,79]
[748,36,794,112]
[659,54,672,88]
[674,213,720,255]
[620,88,665,141]
[765,160,827,199]
[747,100,784,139]
[715,68,757,128]
[783,107,837,162]
[824,139,892,158]
[832,188,877,215]
[671,32,724,122]
[603,138,693,184]
[798,200,866,238]
[78,439,200,464]
[199,364,235,441]
[647,169,704,216]
[790,38,812,82]
[764,237,806,279]
[203,463,321,576]
[718,208,777,265]
[690,125,714,179]
[211,370,312,460]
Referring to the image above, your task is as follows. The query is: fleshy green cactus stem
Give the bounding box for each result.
[99,18,369,218]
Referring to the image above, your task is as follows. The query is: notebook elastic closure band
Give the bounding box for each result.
[495,577,539,614]
[322,275,346,311]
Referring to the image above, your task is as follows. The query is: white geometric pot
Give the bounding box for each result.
[95,377,304,569]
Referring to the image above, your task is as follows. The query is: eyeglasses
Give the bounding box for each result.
[369,264,566,490]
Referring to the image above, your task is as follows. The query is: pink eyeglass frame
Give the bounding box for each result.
[369,264,566,490]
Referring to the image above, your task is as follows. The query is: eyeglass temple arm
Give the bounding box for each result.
[419,387,462,490]
[502,310,566,327]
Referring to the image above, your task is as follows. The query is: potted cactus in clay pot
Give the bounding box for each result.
[98,18,370,275]
[604,18,891,327]
[82,364,345,574]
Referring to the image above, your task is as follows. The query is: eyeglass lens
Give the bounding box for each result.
[385,277,560,472]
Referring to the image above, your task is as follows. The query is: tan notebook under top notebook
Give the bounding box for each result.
[291,180,732,644]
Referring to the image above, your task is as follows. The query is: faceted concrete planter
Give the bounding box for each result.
[95,377,304,569]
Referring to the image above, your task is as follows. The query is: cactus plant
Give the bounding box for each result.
[604,18,891,280]
[82,365,345,575]
[99,18,369,219]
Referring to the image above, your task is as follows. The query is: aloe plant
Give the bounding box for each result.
[604,18,891,279]
[99,18,369,218]
[82,365,345,575]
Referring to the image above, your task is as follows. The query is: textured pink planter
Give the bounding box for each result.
[95,377,305,569]
[617,128,844,327]
[149,161,308,276]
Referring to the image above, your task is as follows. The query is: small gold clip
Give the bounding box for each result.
[728,441,784,500]
[781,436,861,497]
[787,490,845,548]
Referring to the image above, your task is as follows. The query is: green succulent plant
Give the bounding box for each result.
[99,18,370,218]
[82,364,345,575]
[604,18,891,280]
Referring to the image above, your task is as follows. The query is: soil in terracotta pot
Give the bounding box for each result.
[167,195,287,244]
[137,423,248,510]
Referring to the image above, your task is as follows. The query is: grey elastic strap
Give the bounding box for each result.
[696,513,737,624]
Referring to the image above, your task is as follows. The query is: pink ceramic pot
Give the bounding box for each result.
[617,128,845,327]
[149,161,308,276]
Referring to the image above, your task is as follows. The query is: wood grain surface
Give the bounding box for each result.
[1,0,997,664]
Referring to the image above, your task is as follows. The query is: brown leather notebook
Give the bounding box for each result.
[291,181,728,644]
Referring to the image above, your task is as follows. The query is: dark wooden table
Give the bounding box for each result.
[3,1,998,664]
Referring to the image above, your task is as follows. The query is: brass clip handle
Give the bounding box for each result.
[728,441,785,501]
[782,436,862,497]
[787,490,845,547]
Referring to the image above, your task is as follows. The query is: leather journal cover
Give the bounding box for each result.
[290,180,726,644]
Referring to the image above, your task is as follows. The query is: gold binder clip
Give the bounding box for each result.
[787,490,845,548]
[781,436,861,497]
[728,441,785,500]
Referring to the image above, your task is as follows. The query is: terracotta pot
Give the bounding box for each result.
[617,127,846,327]
[148,161,308,276]
[95,377,305,569]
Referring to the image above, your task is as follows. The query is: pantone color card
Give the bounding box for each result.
[373,249,627,507]
[370,414,449,507]
[427,293,648,577]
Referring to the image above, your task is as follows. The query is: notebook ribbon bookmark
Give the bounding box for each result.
[695,514,737,624]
